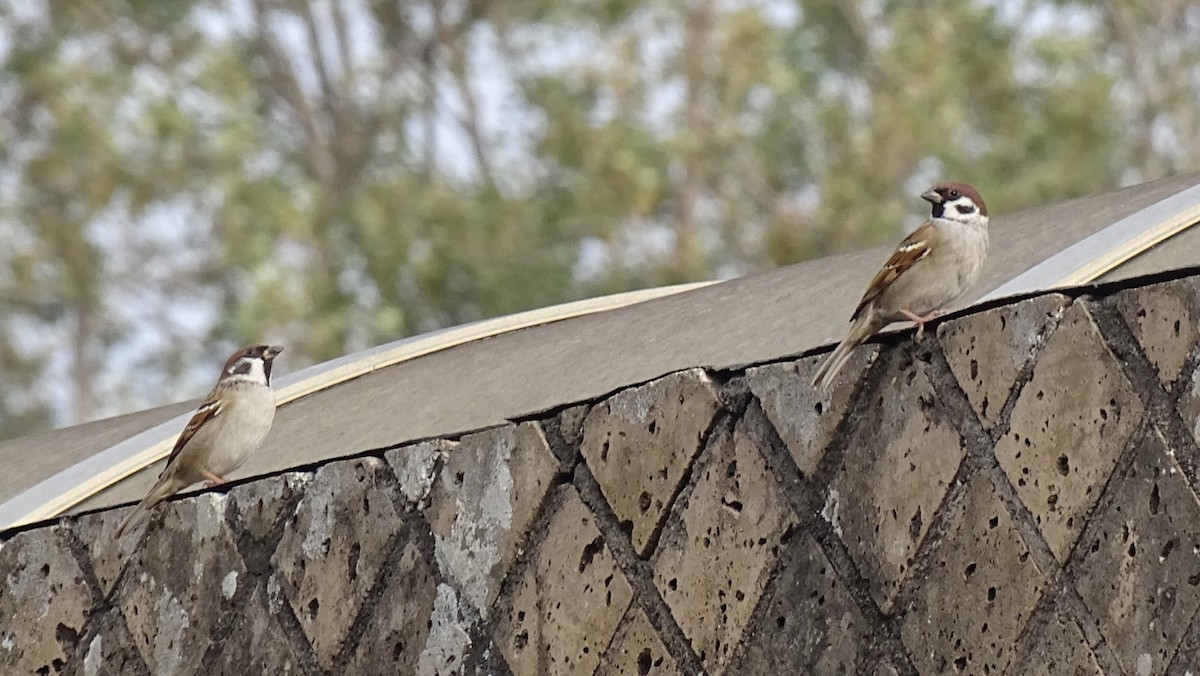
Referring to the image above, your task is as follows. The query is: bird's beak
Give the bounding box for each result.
[265,345,285,359]
[921,189,943,204]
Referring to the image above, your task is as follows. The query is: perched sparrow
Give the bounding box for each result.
[115,344,284,538]
[811,181,989,391]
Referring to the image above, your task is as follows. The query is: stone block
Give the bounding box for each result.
[0,525,96,675]
[652,410,797,673]
[415,582,475,676]
[495,485,633,675]
[1174,364,1200,452]
[596,608,681,676]
[1009,608,1103,676]
[939,294,1067,427]
[271,458,403,670]
[74,609,152,675]
[347,541,439,674]
[74,508,137,598]
[725,531,871,674]
[387,439,454,508]
[581,368,722,557]
[900,472,1048,675]
[226,471,313,541]
[206,582,307,674]
[1166,618,1200,675]
[425,422,557,618]
[828,351,965,612]
[114,492,246,674]
[1072,429,1200,676]
[995,302,1143,562]
[748,346,878,477]
[1112,277,1200,386]
[544,402,592,466]
[799,339,882,395]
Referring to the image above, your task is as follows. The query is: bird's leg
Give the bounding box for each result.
[201,469,229,486]
[899,309,948,341]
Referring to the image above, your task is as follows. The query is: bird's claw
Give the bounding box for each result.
[902,308,948,342]
[201,470,228,487]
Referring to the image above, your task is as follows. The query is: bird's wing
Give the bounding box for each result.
[161,394,224,474]
[851,220,934,320]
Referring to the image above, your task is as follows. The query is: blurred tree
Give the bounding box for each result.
[502,0,1125,277]
[200,0,592,360]
[1049,0,1200,182]
[0,0,1195,438]
[0,2,212,435]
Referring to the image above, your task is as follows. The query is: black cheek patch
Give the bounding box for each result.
[955,204,976,215]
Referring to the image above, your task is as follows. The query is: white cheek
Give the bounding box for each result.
[248,360,267,383]
[948,198,975,214]
[945,198,987,227]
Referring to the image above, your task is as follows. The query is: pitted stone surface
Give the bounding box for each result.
[1175,365,1200,452]
[1166,621,1200,675]
[271,458,403,670]
[495,485,633,675]
[652,410,797,672]
[387,439,454,508]
[74,510,134,596]
[1072,430,1200,676]
[425,422,557,617]
[347,541,439,674]
[900,472,1048,675]
[79,615,152,676]
[227,471,310,541]
[939,293,1067,427]
[829,350,965,612]
[995,301,1143,562]
[726,531,869,674]
[417,582,475,676]
[548,402,592,465]
[115,493,245,674]
[0,525,95,675]
[1012,608,1103,676]
[748,346,878,477]
[207,583,305,674]
[596,608,681,676]
[581,368,721,557]
[1112,278,1200,386]
[797,341,882,396]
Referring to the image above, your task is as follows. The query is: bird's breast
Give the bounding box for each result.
[206,384,277,476]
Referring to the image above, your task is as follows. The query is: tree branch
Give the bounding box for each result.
[436,0,495,189]
[248,0,333,180]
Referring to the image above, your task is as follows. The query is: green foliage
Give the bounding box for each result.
[0,0,1195,437]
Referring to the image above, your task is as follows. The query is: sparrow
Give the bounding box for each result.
[811,181,989,391]
[114,344,284,538]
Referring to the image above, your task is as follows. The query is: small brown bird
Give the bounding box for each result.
[812,181,989,391]
[115,344,284,538]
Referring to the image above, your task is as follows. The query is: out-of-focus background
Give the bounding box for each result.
[0,0,1196,439]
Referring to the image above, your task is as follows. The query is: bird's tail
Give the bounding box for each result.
[811,313,885,391]
[113,475,187,540]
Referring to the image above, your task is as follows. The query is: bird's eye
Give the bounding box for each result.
[949,189,960,198]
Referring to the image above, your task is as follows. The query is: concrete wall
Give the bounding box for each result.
[5,274,1200,675]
